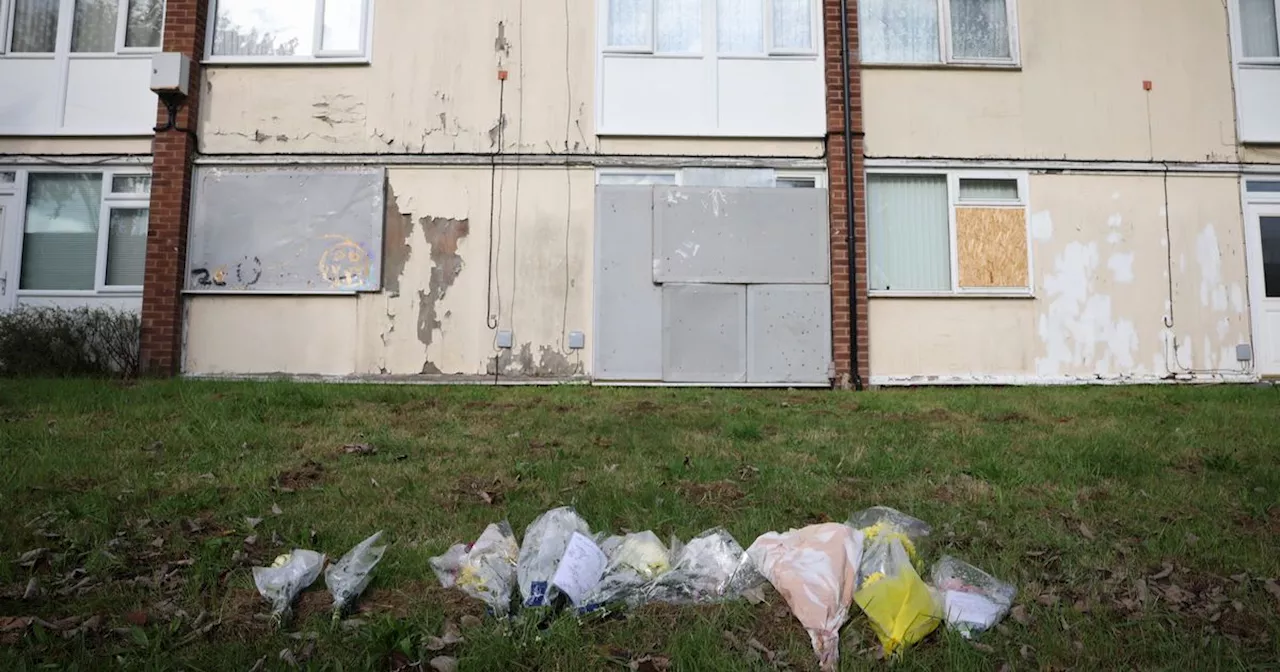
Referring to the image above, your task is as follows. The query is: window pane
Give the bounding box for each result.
[111,175,152,194]
[656,0,700,52]
[10,0,60,53]
[124,0,164,48]
[321,0,363,52]
[718,0,763,53]
[1262,217,1280,297]
[867,174,950,292]
[72,0,119,52]
[958,178,1018,201]
[859,0,939,63]
[106,209,148,286]
[772,0,811,50]
[608,0,652,48]
[1240,0,1280,58]
[950,0,1010,59]
[212,0,315,57]
[21,174,103,291]
[1247,180,1280,193]
[598,173,678,185]
[776,177,817,188]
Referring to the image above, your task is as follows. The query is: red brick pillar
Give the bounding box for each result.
[140,0,208,375]
[823,0,869,389]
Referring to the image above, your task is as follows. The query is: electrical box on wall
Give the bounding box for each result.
[150,53,191,96]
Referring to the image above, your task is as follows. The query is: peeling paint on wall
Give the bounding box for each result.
[417,217,471,374]
[1037,241,1138,376]
[381,184,414,296]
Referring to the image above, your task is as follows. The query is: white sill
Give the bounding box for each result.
[862,61,1020,72]
[869,291,1034,299]
[595,128,826,139]
[0,128,154,137]
[17,290,142,297]
[203,56,371,66]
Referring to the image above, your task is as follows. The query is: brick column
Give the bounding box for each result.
[823,0,869,389]
[140,0,208,375]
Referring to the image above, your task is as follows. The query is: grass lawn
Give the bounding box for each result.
[0,380,1278,671]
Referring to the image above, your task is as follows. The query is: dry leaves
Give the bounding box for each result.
[1010,604,1032,626]
[342,443,377,456]
[429,656,458,672]
[426,620,465,651]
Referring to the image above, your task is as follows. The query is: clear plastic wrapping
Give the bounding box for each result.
[848,507,941,656]
[579,531,672,613]
[647,528,744,604]
[253,549,326,624]
[430,521,520,616]
[740,523,865,672]
[324,531,388,620]
[931,555,1016,638]
[516,507,593,607]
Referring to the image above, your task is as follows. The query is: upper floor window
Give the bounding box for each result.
[207,0,371,62]
[3,0,163,54]
[605,0,816,56]
[1239,0,1280,61]
[860,0,1018,66]
[597,0,824,136]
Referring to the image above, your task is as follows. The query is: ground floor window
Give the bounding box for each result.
[16,169,150,293]
[596,167,824,187]
[866,169,1030,296]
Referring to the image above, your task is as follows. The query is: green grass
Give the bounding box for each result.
[0,380,1278,670]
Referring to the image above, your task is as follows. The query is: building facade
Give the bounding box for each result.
[0,0,1276,386]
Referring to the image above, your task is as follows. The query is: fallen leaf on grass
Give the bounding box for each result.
[16,548,48,568]
[1020,644,1034,660]
[426,620,464,651]
[1010,605,1032,625]
[342,443,377,456]
[1150,563,1174,580]
[972,642,995,653]
[123,611,147,627]
[430,656,458,672]
[1077,522,1095,541]
[279,648,298,668]
[271,503,283,516]
[1185,532,1199,545]
[630,655,671,672]
[246,517,263,529]
[22,577,38,600]
[460,615,482,629]
[1264,579,1280,604]
[198,473,215,480]
[247,656,267,672]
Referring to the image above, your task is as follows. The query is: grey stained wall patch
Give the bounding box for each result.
[416,216,470,374]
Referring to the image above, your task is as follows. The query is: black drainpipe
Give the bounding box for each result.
[838,0,864,391]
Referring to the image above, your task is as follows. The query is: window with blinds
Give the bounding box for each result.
[18,170,150,293]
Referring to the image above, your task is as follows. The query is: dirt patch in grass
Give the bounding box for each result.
[675,480,745,511]
[274,460,326,491]
[933,474,995,504]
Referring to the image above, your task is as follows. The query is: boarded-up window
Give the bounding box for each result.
[867,172,1030,294]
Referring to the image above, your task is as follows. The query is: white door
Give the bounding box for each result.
[1247,206,1280,376]
[0,203,14,312]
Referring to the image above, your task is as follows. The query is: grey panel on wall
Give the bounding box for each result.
[594,186,662,380]
[662,283,747,383]
[653,187,828,284]
[186,167,385,293]
[747,285,832,384]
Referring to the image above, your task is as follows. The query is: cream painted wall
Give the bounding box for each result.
[183,297,360,375]
[869,174,1254,382]
[0,138,152,155]
[183,166,594,378]
[863,0,1240,162]
[201,0,597,156]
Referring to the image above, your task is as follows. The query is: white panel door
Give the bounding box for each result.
[0,204,14,312]
[1248,206,1280,375]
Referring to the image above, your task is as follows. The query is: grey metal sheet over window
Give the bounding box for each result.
[187,167,385,293]
[653,186,828,284]
[595,187,663,381]
[747,285,831,383]
[662,283,747,383]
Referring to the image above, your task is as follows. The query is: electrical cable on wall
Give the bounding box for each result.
[510,0,526,342]
[485,75,507,332]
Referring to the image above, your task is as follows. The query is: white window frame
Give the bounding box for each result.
[862,0,1020,68]
[595,167,827,188]
[12,167,150,297]
[601,0,820,57]
[204,0,374,65]
[1,0,164,56]
[1230,0,1280,66]
[866,168,1032,298]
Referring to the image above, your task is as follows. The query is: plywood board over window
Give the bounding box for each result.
[955,207,1028,288]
